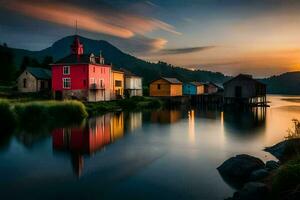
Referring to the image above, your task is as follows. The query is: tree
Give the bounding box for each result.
[0,44,16,82]
[20,56,31,72]
[41,56,53,69]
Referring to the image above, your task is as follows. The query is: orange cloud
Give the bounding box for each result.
[2,0,180,38]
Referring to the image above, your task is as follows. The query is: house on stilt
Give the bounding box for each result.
[223,74,267,106]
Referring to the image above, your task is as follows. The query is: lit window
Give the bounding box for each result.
[115,80,122,87]
[63,78,71,89]
[63,66,70,75]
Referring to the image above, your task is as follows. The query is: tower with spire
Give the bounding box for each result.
[71,21,83,55]
[71,36,84,55]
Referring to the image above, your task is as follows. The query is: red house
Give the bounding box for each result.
[51,36,112,101]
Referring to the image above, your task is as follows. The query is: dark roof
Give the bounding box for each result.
[119,68,141,78]
[223,74,265,86]
[26,67,51,80]
[112,70,124,74]
[189,81,205,86]
[160,77,182,84]
[54,53,108,66]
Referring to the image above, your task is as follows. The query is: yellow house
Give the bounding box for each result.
[149,77,182,97]
[111,70,124,99]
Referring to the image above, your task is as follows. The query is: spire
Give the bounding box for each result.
[99,50,105,64]
[75,20,78,36]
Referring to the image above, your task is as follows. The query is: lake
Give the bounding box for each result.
[0,95,299,199]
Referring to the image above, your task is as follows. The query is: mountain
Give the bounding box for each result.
[261,72,300,94]
[10,35,229,84]
[7,35,300,94]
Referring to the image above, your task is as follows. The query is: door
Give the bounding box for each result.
[235,86,242,98]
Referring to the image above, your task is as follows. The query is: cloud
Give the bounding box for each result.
[158,46,216,55]
[0,0,180,38]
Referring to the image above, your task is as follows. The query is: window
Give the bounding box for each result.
[63,78,71,89]
[100,79,104,87]
[90,78,95,84]
[115,80,122,87]
[63,66,70,75]
[93,67,95,73]
[157,84,161,90]
[23,78,27,88]
[83,79,86,87]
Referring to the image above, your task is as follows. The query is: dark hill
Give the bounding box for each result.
[261,72,300,94]
[11,35,228,84]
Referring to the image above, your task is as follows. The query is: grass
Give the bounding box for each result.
[271,157,300,199]
[85,96,163,115]
[14,100,88,129]
[0,100,88,132]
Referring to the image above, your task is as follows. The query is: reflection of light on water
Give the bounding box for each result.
[220,111,225,146]
[188,110,195,143]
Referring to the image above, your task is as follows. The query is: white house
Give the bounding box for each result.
[120,68,142,97]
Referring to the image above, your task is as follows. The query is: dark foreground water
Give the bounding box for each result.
[0,95,299,199]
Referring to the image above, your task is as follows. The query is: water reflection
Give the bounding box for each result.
[188,110,195,143]
[151,109,182,124]
[223,107,266,136]
[52,112,142,177]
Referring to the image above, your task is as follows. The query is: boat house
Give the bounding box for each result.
[223,74,266,105]
[149,77,182,97]
[17,67,51,93]
[183,82,205,95]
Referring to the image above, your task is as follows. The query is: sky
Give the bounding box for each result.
[1,0,300,77]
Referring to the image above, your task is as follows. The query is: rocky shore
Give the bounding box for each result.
[218,138,300,200]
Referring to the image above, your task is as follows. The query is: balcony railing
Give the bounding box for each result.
[89,83,105,90]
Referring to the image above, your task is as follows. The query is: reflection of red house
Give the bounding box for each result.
[52,115,111,154]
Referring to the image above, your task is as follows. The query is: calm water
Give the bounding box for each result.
[1,95,300,199]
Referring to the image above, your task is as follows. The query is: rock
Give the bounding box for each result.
[217,154,265,183]
[264,138,300,162]
[234,182,269,200]
[265,160,280,171]
[248,169,269,181]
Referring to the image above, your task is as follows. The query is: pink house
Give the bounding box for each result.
[51,36,112,101]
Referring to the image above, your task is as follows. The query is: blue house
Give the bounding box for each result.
[183,82,205,95]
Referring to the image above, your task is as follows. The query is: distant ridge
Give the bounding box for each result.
[7,35,300,94]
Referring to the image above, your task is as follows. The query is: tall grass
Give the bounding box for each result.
[14,100,88,129]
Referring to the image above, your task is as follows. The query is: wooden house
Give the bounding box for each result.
[183,82,205,95]
[205,82,223,94]
[111,70,124,99]
[120,68,143,97]
[51,36,112,101]
[17,67,51,93]
[223,74,266,105]
[149,77,182,97]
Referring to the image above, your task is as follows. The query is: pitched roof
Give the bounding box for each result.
[26,67,51,80]
[223,74,265,86]
[160,77,182,84]
[119,68,141,77]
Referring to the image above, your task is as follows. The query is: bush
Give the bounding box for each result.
[272,157,300,199]
[15,100,88,128]
[0,100,16,133]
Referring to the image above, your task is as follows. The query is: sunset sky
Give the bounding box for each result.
[1,0,300,77]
